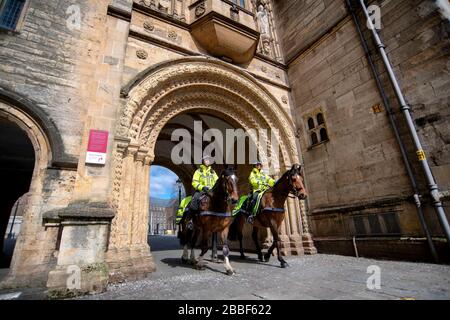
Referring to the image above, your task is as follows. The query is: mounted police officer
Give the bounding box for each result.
[246,160,275,223]
[189,156,218,212]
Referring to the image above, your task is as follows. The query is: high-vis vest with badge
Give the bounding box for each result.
[192,165,218,192]
[249,168,275,193]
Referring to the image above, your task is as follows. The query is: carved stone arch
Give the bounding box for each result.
[106,57,304,279]
[119,56,299,168]
[0,87,78,169]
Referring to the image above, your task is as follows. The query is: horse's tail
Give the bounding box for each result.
[228,214,240,241]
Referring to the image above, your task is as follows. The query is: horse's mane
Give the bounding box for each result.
[210,167,236,192]
[267,165,302,191]
[271,168,292,189]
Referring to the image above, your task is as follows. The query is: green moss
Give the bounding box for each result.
[82,262,108,276]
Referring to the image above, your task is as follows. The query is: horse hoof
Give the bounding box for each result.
[188,259,196,265]
[264,254,271,262]
[226,270,235,276]
[181,258,188,264]
[281,262,289,268]
[196,265,205,270]
[240,255,247,260]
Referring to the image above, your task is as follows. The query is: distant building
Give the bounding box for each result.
[148,198,177,235]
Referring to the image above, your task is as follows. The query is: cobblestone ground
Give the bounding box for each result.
[1,235,449,300]
[76,236,450,300]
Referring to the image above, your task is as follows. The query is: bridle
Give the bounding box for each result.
[223,173,238,205]
[287,168,305,199]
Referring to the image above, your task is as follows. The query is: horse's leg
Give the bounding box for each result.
[238,216,246,259]
[264,240,277,263]
[196,229,210,270]
[268,220,289,268]
[211,232,219,263]
[182,245,189,264]
[220,229,235,276]
[188,228,198,265]
[251,227,264,262]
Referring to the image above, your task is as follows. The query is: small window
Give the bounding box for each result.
[305,110,329,148]
[317,113,324,125]
[310,132,318,145]
[0,0,26,31]
[307,118,315,130]
[230,0,245,8]
[320,128,328,142]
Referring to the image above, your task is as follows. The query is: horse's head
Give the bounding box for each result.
[221,166,239,205]
[288,164,307,200]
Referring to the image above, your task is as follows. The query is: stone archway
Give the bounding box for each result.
[0,100,55,286]
[107,57,312,281]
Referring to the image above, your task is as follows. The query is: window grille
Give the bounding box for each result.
[0,0,26,31]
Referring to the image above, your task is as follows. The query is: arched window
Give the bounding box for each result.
[320,128,329,142]
[307,117,315,130]
[317,113,324,125]
[311,132,318,145]
[305,110,329,148]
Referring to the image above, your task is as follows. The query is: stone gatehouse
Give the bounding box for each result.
[0,0,448,295]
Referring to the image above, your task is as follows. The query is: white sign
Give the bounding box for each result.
[86,151,106,165]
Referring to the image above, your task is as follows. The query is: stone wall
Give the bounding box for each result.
[274,0,450,261]
[273,0,347,63]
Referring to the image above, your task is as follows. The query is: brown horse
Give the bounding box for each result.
[179,167,239,275]
[229,164,307,268]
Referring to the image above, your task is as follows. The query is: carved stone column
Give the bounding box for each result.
[287,197,304,255]
[300,200,317,255]
[105,144,155,283]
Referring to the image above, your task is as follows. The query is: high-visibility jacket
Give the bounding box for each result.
[249,168,275,193]
[176,196,192,224]
[192,165,218,192]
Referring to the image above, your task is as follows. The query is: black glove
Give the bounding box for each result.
[202,187,210,192]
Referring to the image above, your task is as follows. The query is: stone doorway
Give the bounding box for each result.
[0,118,35,268]
[106,57,312,281]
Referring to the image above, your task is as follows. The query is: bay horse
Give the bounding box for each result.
[229,164,307,268]
[179,167,239,275]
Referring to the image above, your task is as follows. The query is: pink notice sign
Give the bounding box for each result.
[85,130,109,165]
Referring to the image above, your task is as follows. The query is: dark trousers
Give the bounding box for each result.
[189,191,203,211]
[247,192,260,215]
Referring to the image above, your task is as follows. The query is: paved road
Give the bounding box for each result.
[1,236,449,300]
[77,236,450,300]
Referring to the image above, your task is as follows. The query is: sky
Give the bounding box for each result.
[149,166,185,200]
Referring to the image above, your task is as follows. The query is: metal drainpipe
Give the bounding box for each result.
[345,0,439,262]
[356,0,450,250]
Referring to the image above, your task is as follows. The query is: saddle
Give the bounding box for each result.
[233,193,261,218]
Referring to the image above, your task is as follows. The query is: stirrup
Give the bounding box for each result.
[246,215,254,224]
[187,220,194,230]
